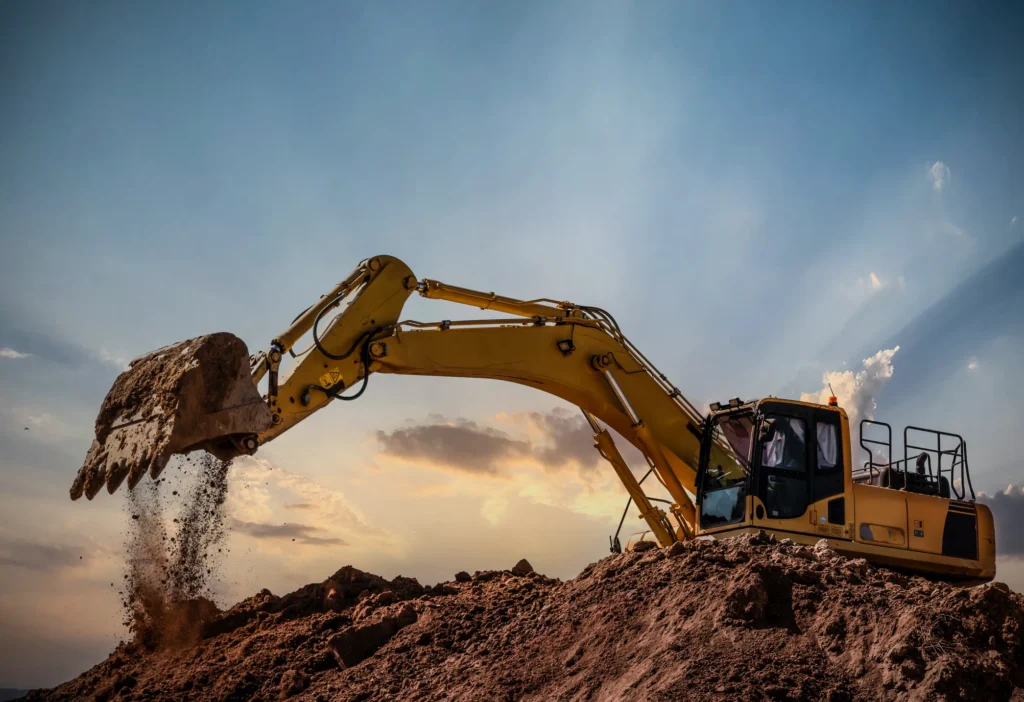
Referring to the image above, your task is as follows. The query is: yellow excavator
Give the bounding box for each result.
[70,255,996,583]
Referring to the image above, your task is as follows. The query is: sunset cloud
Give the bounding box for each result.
[376,409,607,478]
[229,519,347,546]
[375,419,531,475]
[0,538,86,572]
[227,457,383,536]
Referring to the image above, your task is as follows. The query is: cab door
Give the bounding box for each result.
[754,413,812,525]
[809,408,851,540]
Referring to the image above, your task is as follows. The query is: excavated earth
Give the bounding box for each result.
[26,533,1024,702]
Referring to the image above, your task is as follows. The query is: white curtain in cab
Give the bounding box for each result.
[817,423,838,468]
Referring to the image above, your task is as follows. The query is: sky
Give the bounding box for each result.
[2,0,1023,690]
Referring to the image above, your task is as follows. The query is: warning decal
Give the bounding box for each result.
[319,369,343,388]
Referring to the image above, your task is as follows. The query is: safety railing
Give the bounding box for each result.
[854,419,974,501]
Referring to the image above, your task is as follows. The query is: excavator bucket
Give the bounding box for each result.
[70,332,273,500]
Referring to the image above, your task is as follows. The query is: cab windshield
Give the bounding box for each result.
[699,412,753,528]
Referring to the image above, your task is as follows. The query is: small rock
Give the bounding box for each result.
[511,559,534,576]
[667,541,686,557]
[454,571,471,582]
[279,669,309,698]
[563,643,584,667]
[632,540,656,553]
[374,590,399,606]
[813,539,835,556]
[328,605,419,668]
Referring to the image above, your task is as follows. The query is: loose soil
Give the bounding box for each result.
[24,533,1024,701]
[120,453,232,650]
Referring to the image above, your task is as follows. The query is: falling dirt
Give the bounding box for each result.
[25,533,1024,701]
[119,453,231,651]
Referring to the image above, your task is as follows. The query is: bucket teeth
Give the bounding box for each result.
[70,332,273,500]
[104,460,131,495]
[126,459,150,491]
[149,454,170,481]
[83,463,107,501]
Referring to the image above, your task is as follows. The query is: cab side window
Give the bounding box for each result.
[812,414,845,503]
[816,422,838,470]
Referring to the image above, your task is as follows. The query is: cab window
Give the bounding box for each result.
[816,422,838,470]
[761,416,807,471]
[699,413,752,529]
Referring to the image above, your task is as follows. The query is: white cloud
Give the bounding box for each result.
[929,161,950,191]
[0,347,31,359]
[967,359,979,371]
[869,272,884,290]
[801,346,900,430]
[1013,216,1019,225]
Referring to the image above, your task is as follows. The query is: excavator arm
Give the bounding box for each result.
[259,256,711,542]
[72,255,727,545]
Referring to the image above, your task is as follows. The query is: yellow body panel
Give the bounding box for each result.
[853,483,908,548]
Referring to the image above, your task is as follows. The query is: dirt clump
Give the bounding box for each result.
[26,533,1024,701]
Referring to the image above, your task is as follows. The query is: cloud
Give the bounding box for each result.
[0,347,31,359]
[511,409,603,472]
[967,358,979,371]
[375,409,648,528]
[376,419,532,475]
[227,457,384,538]
[480,496,509,526]
[229,519,347,546]
[0,538,86,572]
[929,161,950,191]
[801,347,900,430]
[1012,216,1018,225]
[869,272,884,290]
[979,485,1024,556]
[375,409,602,477]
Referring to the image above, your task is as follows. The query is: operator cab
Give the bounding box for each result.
[695,398,847,533]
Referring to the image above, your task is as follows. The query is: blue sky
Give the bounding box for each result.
[1,0,1023,689]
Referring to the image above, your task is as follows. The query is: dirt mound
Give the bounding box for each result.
[25,533,1024,701]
